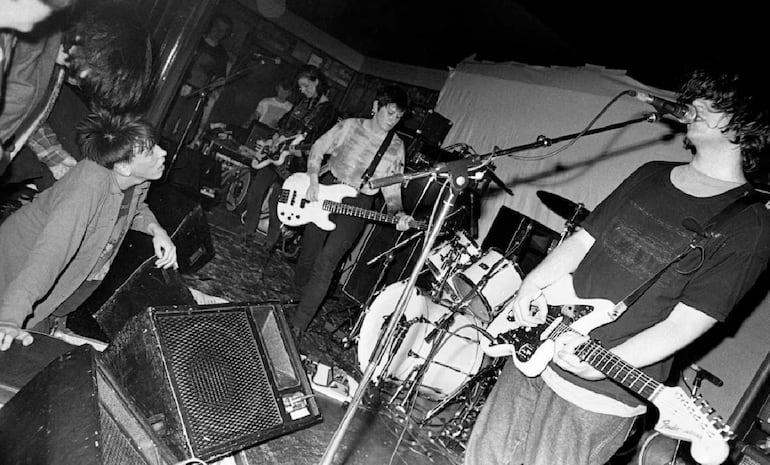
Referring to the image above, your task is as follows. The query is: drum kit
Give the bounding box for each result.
[348,188,591,455]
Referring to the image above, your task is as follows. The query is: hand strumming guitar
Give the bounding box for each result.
[395,212,415,231]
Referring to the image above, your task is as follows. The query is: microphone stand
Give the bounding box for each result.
[318,161,475,465]
[318,112,665,465]
[164,63,264,182]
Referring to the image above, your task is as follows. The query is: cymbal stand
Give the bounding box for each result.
[553,203,586,250]
[319,162,477,465]
[341,231,424,348]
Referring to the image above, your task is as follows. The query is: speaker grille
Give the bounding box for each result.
[153,311,283,454]
[100,405,151,465]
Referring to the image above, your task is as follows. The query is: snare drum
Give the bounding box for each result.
[451,249,522,323]
[426,231,482,286]
[357,281,484,400]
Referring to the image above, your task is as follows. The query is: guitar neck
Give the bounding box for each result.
[321,200,425,230]
[552,324,662,400]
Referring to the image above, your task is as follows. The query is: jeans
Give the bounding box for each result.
[292,180,374,333]
[464,361,637,465]
[244,166,282,245]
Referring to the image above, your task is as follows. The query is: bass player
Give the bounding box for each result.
[290,85,416,340]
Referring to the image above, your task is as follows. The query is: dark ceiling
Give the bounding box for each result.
[286,0,761,91]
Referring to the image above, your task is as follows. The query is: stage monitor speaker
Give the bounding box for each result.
[146,182,216,274]
[163,145,221,196]
[0,345,176,465]
[88,264,196,341]
[481,205,559,275]
[100,302,322,461]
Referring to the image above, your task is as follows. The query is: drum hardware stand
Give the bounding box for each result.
[551,203,588,251]
[320,160,481,465]
[338,231,424,348]
[319,108,661,464]
[389,324,452,414]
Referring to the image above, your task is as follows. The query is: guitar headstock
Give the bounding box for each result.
[653,386,734,465]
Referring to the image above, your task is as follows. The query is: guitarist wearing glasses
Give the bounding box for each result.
[466,65,770,465]
[290,85,415,340]
[241,65,337,247]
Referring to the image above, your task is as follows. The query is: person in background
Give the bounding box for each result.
[162,14,232,147]
[1,0,78,168]
[0,111,177,351]
[240,65,337,248]
[247,77,294,131]
[464,64,770,465]
[290,85,416,339]
[0,1,152,204]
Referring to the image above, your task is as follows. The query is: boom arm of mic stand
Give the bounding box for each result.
[474,114,659,160]
[318,170,467,465]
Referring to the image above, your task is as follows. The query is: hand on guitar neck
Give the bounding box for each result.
[277,172,424,232]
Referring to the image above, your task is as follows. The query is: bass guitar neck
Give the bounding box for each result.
[277,172,427,231]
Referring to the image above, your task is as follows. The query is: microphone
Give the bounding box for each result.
[630,90,696,124]
[691,364,724,387]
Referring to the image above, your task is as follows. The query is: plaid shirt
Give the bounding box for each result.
[27,122,70,167]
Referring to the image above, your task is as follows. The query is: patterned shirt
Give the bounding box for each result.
[307,118,406,212]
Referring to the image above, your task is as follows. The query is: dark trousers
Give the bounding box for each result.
[244,166,282,245]
[292,180,375,333]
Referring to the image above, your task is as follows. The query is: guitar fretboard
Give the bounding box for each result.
[321,200,426,230]
[545,319,661,400]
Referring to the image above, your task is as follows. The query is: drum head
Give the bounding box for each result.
[357,281,485,399]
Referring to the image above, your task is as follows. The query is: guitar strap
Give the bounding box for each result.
[621,190,765,310]
[359,130,395,190]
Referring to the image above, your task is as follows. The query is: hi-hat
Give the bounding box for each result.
[536,190,590,223]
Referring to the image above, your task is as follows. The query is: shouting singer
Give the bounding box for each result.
[290,85,416,340]
[465,65,770,465]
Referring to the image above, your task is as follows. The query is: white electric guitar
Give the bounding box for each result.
[277,172,427,231]
[480,275,734,465]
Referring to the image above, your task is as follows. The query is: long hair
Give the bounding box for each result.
[296,65,329,97]
[77,111,156,169]
[67,2,153,112]
[679,65,770,172]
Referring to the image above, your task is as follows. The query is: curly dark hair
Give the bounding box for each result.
[678,65,770,172]
[77,111,156,169]
[67,2,153,112]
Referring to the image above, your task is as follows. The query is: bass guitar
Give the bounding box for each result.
[277,172,427,231]
[480,275,734,465]
[238,132,311,171]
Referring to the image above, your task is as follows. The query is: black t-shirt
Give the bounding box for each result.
[554,161,770,406]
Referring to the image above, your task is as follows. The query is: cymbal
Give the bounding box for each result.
[536,190,591,223]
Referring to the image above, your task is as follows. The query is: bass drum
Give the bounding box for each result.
[451,249,522,323]
[357,281,485,400]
